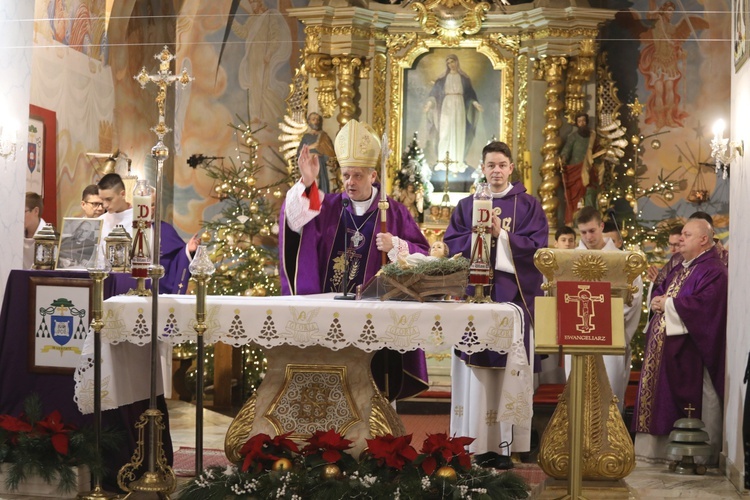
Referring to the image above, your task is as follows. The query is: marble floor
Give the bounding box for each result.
[0,399,747,498]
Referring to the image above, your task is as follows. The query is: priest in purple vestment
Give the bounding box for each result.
[444,141,548,455]
[633,218,728,464]
[279,119,431,400]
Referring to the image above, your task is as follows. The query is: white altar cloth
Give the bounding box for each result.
[75,293,531,430]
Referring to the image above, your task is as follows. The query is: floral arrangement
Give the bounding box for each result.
[180,429,528,499]
[0,394,120,493]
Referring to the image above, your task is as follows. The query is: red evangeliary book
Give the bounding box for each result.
[556,281,613,346]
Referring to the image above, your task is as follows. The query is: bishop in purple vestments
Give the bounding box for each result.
[279,119,431,400]
[633,219,727,438]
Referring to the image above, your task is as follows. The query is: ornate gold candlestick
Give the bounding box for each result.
[77,249,117,500]
[188,245,215,474]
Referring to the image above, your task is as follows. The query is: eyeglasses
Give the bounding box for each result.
[84,201,104,208]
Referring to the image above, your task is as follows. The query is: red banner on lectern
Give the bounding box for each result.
[557,281,612,346]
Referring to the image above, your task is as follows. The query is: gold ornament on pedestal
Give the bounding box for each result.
[272,458,293,471]
[321,464,342,480]
[435,466,457,481]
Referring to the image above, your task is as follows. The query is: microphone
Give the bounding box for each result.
[335,198,355,300]
[607,208,624,245]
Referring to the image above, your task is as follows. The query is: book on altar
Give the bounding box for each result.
[556,281,612,347]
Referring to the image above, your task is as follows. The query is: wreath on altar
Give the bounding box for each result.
[179,429,528,499]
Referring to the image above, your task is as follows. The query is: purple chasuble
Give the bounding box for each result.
[323,208,378,294]
[444,182,548,369]
[158,221,192,294]
[279,185,431,399]
[632,246,727,435]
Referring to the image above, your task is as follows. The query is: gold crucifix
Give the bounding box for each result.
[438,151,459,205]
[134,46,194,144]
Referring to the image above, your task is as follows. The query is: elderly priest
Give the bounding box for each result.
[632,218,728,465]
[279,119,431,400]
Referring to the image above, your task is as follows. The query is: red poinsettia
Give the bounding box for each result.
[34,410,74,456]
[239,432,299,473]
[419,433,474,475]
[301,429,353,464]
[365,434,418,471]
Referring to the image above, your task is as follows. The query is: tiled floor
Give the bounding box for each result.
[1,400,747,498]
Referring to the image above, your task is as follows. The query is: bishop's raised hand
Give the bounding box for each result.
[298,144,320,188]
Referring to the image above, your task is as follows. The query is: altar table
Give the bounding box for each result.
[77,293,530,457]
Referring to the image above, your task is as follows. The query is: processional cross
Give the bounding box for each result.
[118,46,194,498]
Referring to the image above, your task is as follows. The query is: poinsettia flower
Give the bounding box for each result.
[35,410,74,456]
[366,434,417,470]
[301,429,353,463]
[270,432,299,454]
[238,432,299,473]
[0,414,33,434]
[419,433,474,473]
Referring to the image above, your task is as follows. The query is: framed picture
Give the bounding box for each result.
[387,37,513,206]
[28,276,92,374]
[403,48,502,193]
[56,218,103,270]
[735,0,749,71]
[28,105,57,225]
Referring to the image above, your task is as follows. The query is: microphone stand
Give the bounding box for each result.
[335,198,355,300]
[608,209,625,248]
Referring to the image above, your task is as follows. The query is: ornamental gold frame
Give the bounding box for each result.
[385,33,516,183]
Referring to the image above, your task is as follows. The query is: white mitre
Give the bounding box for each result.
[334,119,381,168]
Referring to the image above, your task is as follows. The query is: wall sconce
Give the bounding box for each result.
[0,124,18,161]
[710,119,744,179]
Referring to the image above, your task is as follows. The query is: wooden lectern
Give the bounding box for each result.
[533,248,646,499]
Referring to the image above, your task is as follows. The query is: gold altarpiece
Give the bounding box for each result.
[283,0,616,230]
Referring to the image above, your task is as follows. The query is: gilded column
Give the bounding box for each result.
[332,55,364,127]
[516,53,531,192]
[535,56,567,229]
[565,39,596,124]
[306,53,336,119]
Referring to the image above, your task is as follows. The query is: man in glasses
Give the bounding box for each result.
[79,184,105,218]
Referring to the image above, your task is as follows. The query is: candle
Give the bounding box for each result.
[523,150,531,165]
[133,195,151,221]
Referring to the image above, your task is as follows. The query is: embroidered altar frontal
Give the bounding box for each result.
[76,293,529,417]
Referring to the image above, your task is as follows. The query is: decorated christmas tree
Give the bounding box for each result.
[184,117,290,398]
[391,132,433,222]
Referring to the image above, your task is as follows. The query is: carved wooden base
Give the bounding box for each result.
[225,345,404,462]
[538,354,635,481]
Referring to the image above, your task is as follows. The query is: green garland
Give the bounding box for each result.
[179,462,528,500]
[381,256,470,278]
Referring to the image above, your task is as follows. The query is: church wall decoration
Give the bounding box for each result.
[28,276,92,374]
[735,0,749,71]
